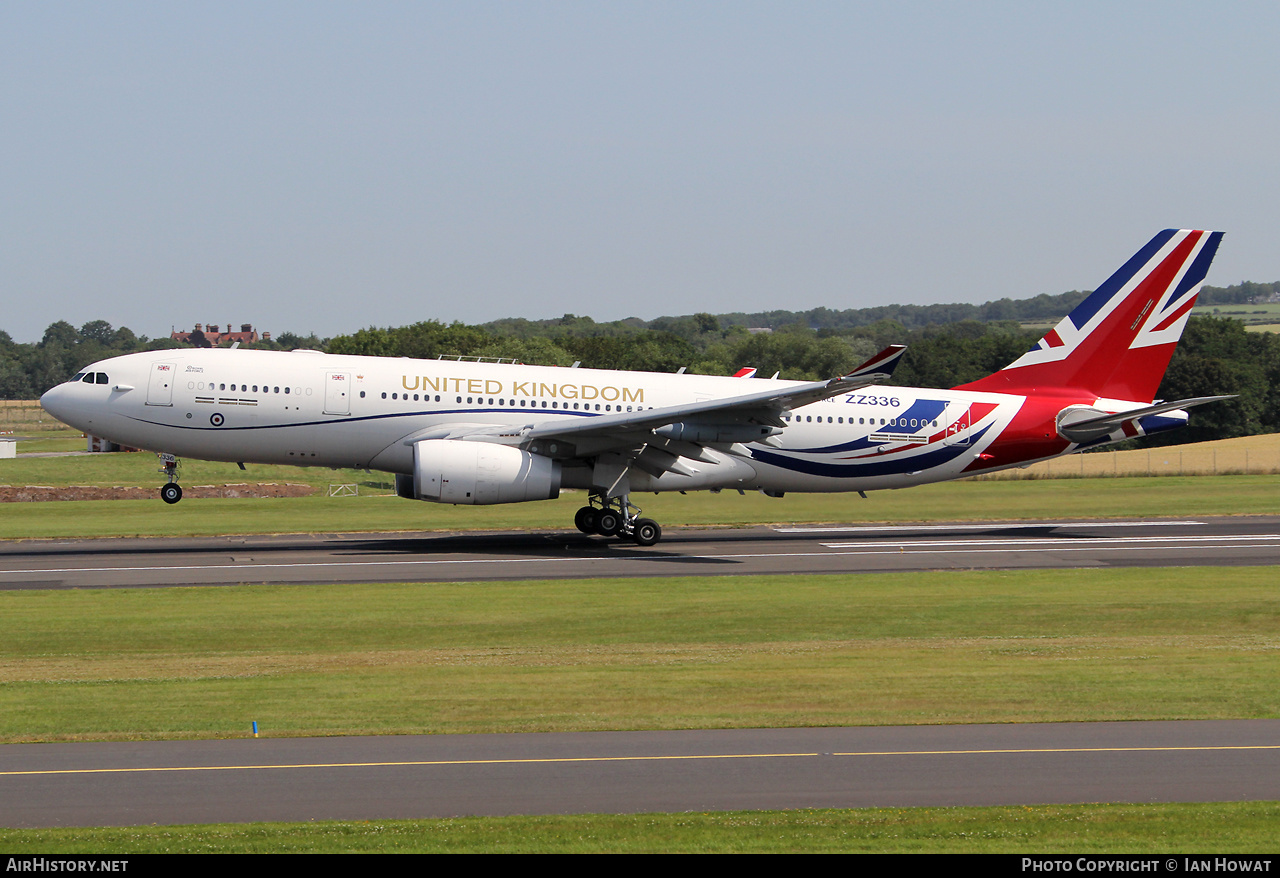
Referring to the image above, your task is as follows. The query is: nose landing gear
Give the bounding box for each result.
[573,494,663,546]
[158,454,183,504]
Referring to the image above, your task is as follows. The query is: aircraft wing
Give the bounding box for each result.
[522,344,907,446]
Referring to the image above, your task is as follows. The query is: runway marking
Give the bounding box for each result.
[3,532,1279,581]
[2,540,1280,581]
[779,521,1205,533]
[820,534,1280,549]
[4,744,1279,777]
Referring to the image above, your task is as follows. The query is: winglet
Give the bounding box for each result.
[843,344,907,382]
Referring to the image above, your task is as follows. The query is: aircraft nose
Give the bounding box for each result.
[40,383,77,426]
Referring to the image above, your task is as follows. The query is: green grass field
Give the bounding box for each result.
[3,568,1277,742]
[3,475,1279,539]
[1194,302,1280,328]
[3,803,1278,853]
[4,429,1279,540]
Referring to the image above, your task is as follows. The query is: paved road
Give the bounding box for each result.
[3,720,1278,827]
[1,516,1278,589]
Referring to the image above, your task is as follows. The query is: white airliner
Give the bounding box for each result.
[41,229,1229,546]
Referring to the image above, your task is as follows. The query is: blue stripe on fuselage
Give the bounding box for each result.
[753,424,991,478]
[786,398,949,454]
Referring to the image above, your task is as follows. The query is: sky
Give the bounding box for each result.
[4,2,1279,343]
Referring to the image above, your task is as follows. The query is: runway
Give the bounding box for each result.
[3,720,1279,827]
[1,515,1279,589]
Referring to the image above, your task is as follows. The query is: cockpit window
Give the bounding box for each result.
[95,373,109,385]
[71,372,86,383]
[80,373,95,382]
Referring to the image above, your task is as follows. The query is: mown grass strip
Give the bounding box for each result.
[2,475,1279,539]
[2,568,1277,742]
[2,802,1278,852]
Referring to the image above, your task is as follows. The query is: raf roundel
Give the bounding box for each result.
[210,413,225,427]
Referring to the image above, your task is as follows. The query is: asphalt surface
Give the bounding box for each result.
[3,721,1279,827]
[1,516,1279,589]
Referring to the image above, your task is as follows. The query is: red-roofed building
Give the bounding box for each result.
[171,323,271,346]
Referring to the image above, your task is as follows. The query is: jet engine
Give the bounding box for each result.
[396,439,561,505]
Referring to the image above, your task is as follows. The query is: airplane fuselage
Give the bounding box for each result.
[42,346,1106,496]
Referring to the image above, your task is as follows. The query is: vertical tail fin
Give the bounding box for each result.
[957,229,1224,401]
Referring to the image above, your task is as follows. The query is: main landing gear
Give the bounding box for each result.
[574,494,663,547]
[158,454,183,504]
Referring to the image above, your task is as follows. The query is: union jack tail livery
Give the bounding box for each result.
[40,229,1232,547]
[960,229,1223,402]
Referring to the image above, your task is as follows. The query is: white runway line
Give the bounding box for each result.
[778,520,1205,534]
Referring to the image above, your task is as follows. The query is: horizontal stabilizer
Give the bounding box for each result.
[1056,396,1234,443]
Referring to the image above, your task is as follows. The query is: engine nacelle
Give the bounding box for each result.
[397,439,561,505]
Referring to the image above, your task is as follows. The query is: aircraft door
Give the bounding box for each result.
[944,403,971,446]
[324,372,350,415]
[146,363,176,406]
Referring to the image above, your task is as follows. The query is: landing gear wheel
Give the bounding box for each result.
[595,509,623,537]
[631,518,662,547]
[160,483,183,505]
[574,506,599,534]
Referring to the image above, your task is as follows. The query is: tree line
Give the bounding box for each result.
[4,295,1278,446]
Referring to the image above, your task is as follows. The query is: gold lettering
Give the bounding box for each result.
[401,375,419,391]
[449,377,465,392]
[539,383,557,397]
[467,379,482,394]
[623,387,644,403]
[601,386,619,401]
[581,385,598,400]
[485,380,502,395]
[513,381,530,396]
[423,376,444,392]
[562,385,578,399]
